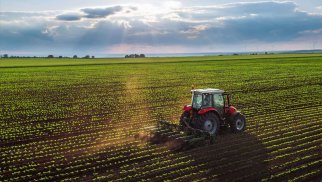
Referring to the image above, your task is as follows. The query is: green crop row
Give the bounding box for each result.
[1,54,321,181]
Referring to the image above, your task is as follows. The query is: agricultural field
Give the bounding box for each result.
[0,54,321,181]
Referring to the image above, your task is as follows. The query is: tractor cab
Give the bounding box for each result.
[191,88,232,117]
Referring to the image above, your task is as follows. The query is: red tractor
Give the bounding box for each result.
[179,88,246,138]
[137,88,246,149]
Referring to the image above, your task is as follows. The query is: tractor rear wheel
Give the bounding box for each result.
[200,112,219,136]
[230,113,246,133]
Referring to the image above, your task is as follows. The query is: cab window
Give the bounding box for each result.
[202,94,212,108]
[213,94,224,108]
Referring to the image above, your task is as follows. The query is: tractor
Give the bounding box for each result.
[136,88,246,150]
[179,88,246,139]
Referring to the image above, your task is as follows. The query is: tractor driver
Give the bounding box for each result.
[203,94,211,107]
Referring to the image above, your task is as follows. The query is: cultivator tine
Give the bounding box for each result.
[135,119,214,151]
[168,133,184,138]
[157,120,181,131]
[175,135,195,141]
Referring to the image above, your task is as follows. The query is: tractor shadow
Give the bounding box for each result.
[185,128,270,181]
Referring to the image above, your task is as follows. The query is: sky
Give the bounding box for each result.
[1,0,322,56]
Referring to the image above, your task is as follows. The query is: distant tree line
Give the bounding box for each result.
[0,54,95,59]
[1,52,278,59]
[125,54,145,58]
[249,52,272,55]
[48,55,95,59]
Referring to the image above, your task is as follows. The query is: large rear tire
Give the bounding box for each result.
[199,112,220,136]
[230,113,246,133]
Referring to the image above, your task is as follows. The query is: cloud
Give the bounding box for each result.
[1,2,322,54]
[222,1,296,16]
[81,6,123,18]
[56,13,82,21]
[0,11,54,21]
[0,21,52,50]
[55,5,126,21]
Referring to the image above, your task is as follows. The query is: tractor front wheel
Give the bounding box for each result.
[230,113,246,133]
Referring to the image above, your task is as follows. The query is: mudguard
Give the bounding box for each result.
[225,106,237,115]
[183,105,192,112]
[198,107,217,115]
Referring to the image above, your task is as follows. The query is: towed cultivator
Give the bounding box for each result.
[136,88,246,151]
[136,120,213,151]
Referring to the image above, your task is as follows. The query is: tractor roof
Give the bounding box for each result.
[191,88,225,94]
